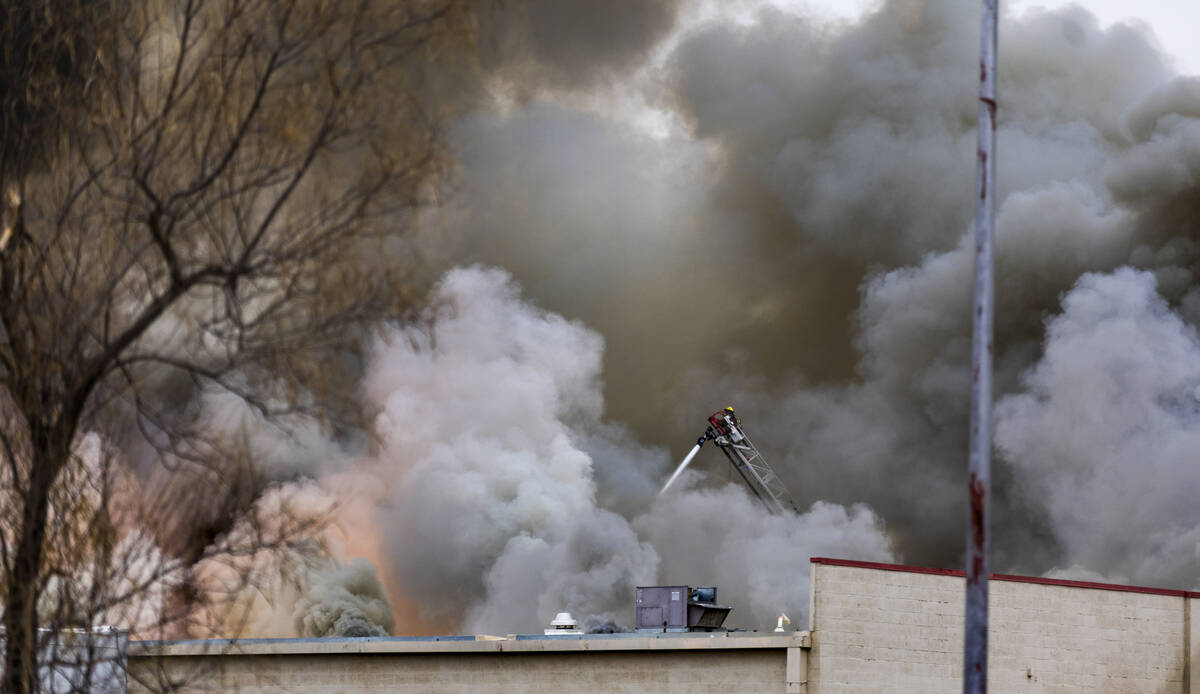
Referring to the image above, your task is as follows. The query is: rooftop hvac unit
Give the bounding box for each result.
[635,586,731,632]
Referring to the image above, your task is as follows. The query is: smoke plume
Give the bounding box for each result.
[293,557,395,638]
[269,0,1200,635]
[358,266,892,631]
[638,489,892,628]
[125,0,1200,638]
[996,269,1200,588]
[435,0,1200,590]
[471,0,684,94]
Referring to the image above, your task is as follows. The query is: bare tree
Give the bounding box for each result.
[0,0,471,690]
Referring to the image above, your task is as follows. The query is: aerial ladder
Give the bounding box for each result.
[658,406,799,515]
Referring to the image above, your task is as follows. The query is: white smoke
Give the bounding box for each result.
[367,266,659,631]
[638,487,892,628]
[364,266,893,631]
[996,268,1200,589]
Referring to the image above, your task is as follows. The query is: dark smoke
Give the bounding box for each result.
[471,0,683,94]
[583,615,627,634]
[293,558,395,638]
[438,0,1200,589]
[125,0,1200,638]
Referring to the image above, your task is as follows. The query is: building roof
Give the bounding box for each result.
[130,631,810,657]
[811,556,1200,598]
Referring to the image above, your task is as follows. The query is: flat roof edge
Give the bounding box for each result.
[811,557,1200,598]
[130,631,811,657]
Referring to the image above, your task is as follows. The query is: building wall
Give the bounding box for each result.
[127,560,1200,694]
[128,633,810,694]
[809,558,1196,693]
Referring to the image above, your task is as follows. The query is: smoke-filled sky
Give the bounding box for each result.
[715,1,1200,73]
[279,0,1200,637]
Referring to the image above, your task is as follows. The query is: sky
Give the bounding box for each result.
[811,0,1200,73]
[1010,1,1200,74]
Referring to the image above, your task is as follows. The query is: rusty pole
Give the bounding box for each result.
[964,0,997,692]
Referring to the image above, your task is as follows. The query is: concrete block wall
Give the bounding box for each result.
[809,558,1194,693]
[128,633,810,694]
[132,651,787,694]
[124,560,1200,693]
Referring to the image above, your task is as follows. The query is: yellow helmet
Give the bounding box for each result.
[725,405,735,412]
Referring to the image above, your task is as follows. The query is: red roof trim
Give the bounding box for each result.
[812,557,964,578]
[809,557,1199,598]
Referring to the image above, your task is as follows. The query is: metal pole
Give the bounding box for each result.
[964,1,997,692]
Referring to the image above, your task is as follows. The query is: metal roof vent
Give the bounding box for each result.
[544,612,583,635]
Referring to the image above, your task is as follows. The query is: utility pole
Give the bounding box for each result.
[964,1,997,692]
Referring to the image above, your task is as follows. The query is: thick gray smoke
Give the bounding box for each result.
[364,267,892,631]
[365,266,660,631]
[293,557,395,638]
[639,489,891,626]
[161,0,1200,637]
[439,0,1200,589]
[996,269,1200,588]
[471,0,683,94]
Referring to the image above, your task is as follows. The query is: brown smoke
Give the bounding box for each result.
[440,0,1200,587]
[94,0,1200,639]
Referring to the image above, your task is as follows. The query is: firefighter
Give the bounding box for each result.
[722,405,744,442]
